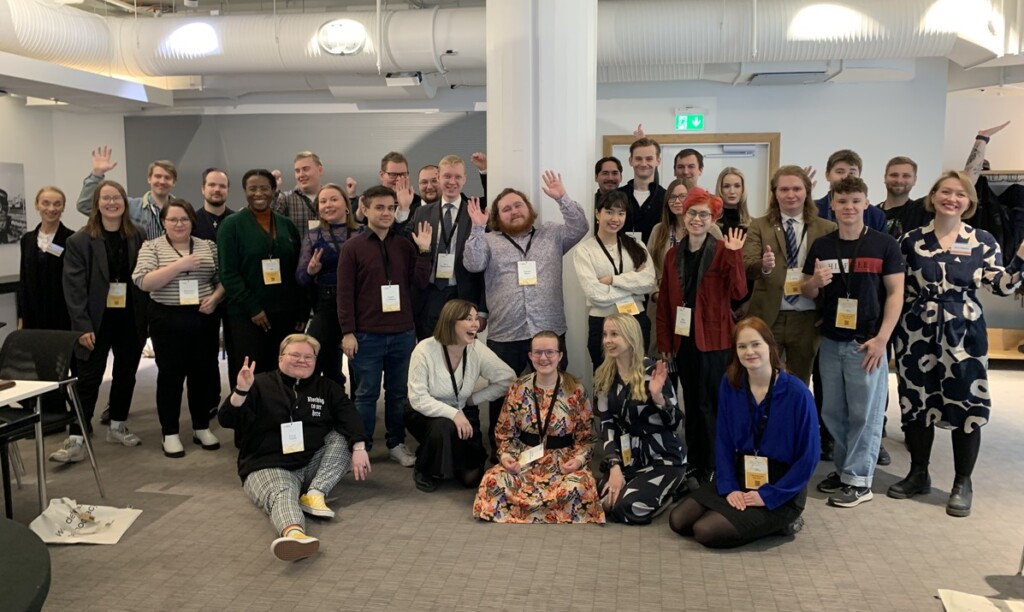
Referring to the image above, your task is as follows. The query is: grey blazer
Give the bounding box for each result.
[410,194,486,310]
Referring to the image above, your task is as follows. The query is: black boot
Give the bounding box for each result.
[887,465,931,499]
[946,475,972,517]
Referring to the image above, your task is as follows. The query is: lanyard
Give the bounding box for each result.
[377,233,393,283]
[596,235,624,275]
[835,226,867,298]
[501,228,536,258]
[166,235,194,275]
[746,370,776,455]
[437,202,462,252]
[442,345,468,406]
[298,191,318,219]
[531,372,560,447]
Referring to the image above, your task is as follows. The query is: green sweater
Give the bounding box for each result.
[217,208,307,319]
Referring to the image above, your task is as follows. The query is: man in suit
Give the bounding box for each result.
[409,154,487,340]
[743,165,835,386]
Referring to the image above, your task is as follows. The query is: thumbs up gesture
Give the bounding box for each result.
[812,258,833,288]
[761,244,775,274]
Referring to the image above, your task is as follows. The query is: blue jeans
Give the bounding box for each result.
[818,337,888,488]
[350,330,415,449]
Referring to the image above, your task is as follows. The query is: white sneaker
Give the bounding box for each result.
[142,338,155,358]
[389,443,416,468]
[162,434,185,458]
[192,428,221,450]
[49,437,85,463]
[107,423,142,447]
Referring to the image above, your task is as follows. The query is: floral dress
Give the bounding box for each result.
[473,375,605,523]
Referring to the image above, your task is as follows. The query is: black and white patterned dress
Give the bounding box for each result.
[894,222,1022,433]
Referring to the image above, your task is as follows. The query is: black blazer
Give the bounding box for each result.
[63,228,148,359]
[410,194,486,311]
[18,223,74,330]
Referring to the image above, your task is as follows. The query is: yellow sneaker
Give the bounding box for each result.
[271,529,319,562]
[298,492,335,518]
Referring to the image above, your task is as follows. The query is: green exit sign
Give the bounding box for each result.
[675,114,705,131]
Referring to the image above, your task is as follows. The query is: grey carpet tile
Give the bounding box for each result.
[4,356,1024,612]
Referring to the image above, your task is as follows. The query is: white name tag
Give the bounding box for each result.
[179,279,200,305]
[950,241,971,256]
[307,219,320,231]
[674,306,692,336]
[517,260,538,286]
[262,258,281,285]
[784,268,802,296]
[744,454,769,490]
[836,297,858,330]
[626,231,642,243]
[280,421,304,454]
[436,253,455,279]
[106,282,127,309]
[45,243,64,257]
[616,299,640,315]
[381,284,401,312]
[519,444,544,467]
[619,433,632,466]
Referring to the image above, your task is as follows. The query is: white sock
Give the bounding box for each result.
[70,435,85,444]
[307,488,324,498]
[109,420,124,429]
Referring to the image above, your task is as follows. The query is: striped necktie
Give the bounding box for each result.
[784,218,799,305]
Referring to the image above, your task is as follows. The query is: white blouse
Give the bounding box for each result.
[407,338,516,420]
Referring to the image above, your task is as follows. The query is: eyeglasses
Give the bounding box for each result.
[100,195,124,203]
[164,217,191,225]
[667,195,686,203]
[384,172,409,179]
[530,349,561,358]
[283,352,316,363]
[685,210,712,220]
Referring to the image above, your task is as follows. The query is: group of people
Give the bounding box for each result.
[14,122,1023,561]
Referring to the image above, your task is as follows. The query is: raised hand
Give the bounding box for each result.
[633,123,645,140]
[345,177,358,199]
[979,121,1010,138]
[761,244,775,272]
[470,152,487,172]
[236,356,256,391]
[412,221,433,252]
[307,248,324,276]
[541,170,566,200]
[395,175,414,211]
[271,169,283,191]
[723,227,747,251]
[467,197,488,227]
[812,258,832,288]
[802,166,818,191]
[91,146,118,176]
[648,360,668,401]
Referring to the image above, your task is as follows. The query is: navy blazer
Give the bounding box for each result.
[410,194,486,312]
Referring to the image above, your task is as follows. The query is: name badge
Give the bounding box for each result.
[106,282,127,309]
[280,421,304,454]
[517,261,538,286]
[261,258,281,285]
[616,299,640,316]
[619,433,632,466]
[744,454,769,490]
[784,268,802,296]
[836,297,858,330]
[307,219,320,231]
[674,306,692,337]
[949,241,972,256]
[381,284,401,312]
[45,243,64,257]
[179,279,200,305]
[436,253,455,279]
[519,444,544,467]
[626,231,642,243]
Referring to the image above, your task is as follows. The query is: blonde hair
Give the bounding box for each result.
[593,314,647,402]
[438,154,465,170]
[715,167,751,226]
[279,334,321,357]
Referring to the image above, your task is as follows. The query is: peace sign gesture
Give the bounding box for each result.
[236,356,256,392]
[307,248,324,276]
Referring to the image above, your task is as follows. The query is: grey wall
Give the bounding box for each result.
[124,112,487,209]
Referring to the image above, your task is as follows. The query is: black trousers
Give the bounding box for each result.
[587,313,651,372]
[148,301,220,435]
[72,312,143,436]
[415,284,460,341]
[226,312,298,384]
[405,404,486,485]
[306,286,346,389]
[674,336,730,474]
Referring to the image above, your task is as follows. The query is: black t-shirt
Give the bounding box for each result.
[193,206,235,241]
[879,197,932,240]
[803,228,904,341]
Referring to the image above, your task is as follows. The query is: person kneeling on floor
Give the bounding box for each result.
[218,334,371,562]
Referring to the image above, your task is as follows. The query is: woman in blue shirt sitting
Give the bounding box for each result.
[669,316,819,547]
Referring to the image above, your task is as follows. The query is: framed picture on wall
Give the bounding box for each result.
[0,162,27,244]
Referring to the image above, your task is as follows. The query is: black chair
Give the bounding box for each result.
[0,330,105,518]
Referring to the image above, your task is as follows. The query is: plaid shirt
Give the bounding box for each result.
[272,188,319,232]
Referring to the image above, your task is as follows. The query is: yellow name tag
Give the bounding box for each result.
[518,444,544,467]
[106,282,127,309]
[178,279,200,305]
[784,268,802,296]
[744,454,769,490]
[616,299,640,315]
[262,258,281,285]
[307,219,320,231]
[280,421,304,454]
[436,253,455,279]
[674,306,692,336]
[517,260,538,285]
[620,433,632,466]
[381,284,401,312]
[836,297,858,330]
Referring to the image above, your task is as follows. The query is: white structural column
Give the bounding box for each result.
[485,0,598,378]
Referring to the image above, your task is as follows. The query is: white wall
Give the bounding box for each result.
[597,58,950,206]
[944,91,1024,171]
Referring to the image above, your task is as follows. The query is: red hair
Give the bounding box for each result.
[681,187,724,221]
[725,316,785,389]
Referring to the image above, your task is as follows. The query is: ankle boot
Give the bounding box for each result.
[946,475,972,517]
[887,465,931,499]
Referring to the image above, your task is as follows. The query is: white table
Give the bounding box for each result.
[0,380,61,516]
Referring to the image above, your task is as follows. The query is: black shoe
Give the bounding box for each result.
[816,471,843,494]
[887,467,931,499]
[414,470,437,493]
[820,439,834,462]
[100,406,111,425]
[947,475,972,517]
[828,485,874,508]
[876,446,891,466]
[781,516,805,536]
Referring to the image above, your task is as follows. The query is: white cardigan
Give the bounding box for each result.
[407,338,516,420]
[572,236,656,317]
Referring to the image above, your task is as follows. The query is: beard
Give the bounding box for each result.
[496,213,535,235]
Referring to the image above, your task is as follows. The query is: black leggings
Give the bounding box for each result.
[668,498,743,548]
[904,418,981,478]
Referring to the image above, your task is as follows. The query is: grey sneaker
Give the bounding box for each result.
[816,471,843,494]
[50,437,85,463]
[828,485,874,508]
[389,443,416,467]
[107,424,142,447]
